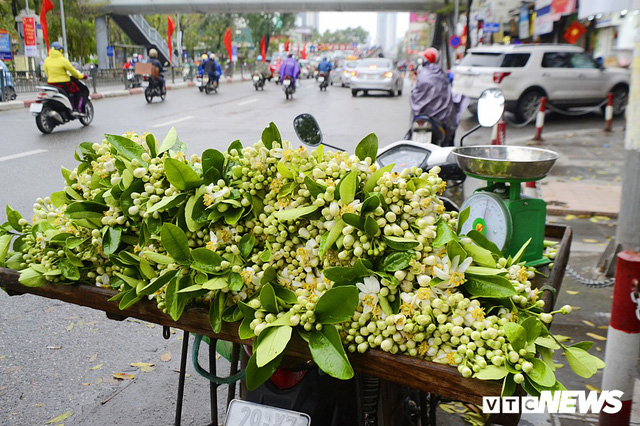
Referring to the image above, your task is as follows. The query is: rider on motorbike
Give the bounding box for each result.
[410,48,461,145]
[255,55,270,80]
[317,57,333,80]
[198,54,207,76]
[147,48,166,94]
[204,53,221,88]
[43,42,88,115]
[279,54,300,91]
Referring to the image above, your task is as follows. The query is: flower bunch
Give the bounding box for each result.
[0,123,603,394]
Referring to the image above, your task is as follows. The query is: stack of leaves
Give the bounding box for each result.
[0,123,603,393]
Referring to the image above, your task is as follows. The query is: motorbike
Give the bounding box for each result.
[282,76,294,100]
[317,72,329,91]
[204,74,218,95]
[252,72,265,91]
[196,73,204,92]
[144,76,166,103]
[404,114,449,146]
[182,66,194,82]
[125,69,142,88]
[31,77,94,134]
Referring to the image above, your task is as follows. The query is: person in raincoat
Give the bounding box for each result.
[279,54,300,90]
[44,41,88,114]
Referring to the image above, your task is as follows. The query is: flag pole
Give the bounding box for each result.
[59,0,68,58]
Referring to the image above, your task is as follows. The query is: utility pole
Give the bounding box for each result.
[59,0,68,58]
[466,0,473,51]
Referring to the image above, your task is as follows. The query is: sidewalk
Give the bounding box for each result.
[511,126,625,218]
[0,73,249,112]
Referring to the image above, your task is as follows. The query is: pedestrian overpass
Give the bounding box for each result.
[91,0,443,69]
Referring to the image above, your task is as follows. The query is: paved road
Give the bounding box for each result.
[0,77,627,425]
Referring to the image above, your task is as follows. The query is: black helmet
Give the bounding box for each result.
[51,42,63,52]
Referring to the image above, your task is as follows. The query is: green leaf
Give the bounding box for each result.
[465,266,506,276]
[433,220,457,248]
[0,234,12,268]
[273,204,319,221]
[355,133,378,162]
[364,164,393,193]
[535,336,560,350]
[18,268,47,287]
[102,227,122,255]
[59,258,80,281]
[276,162,293,179]
[5,205,23,231]
[50,191,67,208]
[339,171,357,206]
[148,193,188,213]
[464,275,516,298]
[164,158,203,191]
[202,277,228,290]
[65,201,107,219]
[119,288,143,310]
[364,216,379,237]
[527,358,556,387]
[504,322,527,352]
[457,206,470,235]
[209,292,227,333]
[446,239,467,263]
[160,223,191,264]
[319,219,344,257]
[238,234,256,259]
[145,133,157,158]
[381,236,419,251]
[136,270,177,296]
[564,346,605,378]
[379,251,414,272]
[314,286,359,324]
[165,275,189,321]
[228,272,244,292]
[467,230,502,256]
[202,148,225,174]
[158,127,180,154]
[342,213,364,231]
[521,317,542,344]
[105,134,148,165]
[227,140,243,156]
[361,194,381,213]
[245,352,283,391]
[191,248,223,273]
[224,207,244,225]
[473,365,508,380]
[308,325,354,380]
[139,258,157,280]
[461,242,497,268]
[120,179,144,217]
[261,122,281,150]
[538,346,556,371]
[570,341,594,351]
[304,177,326,198]
[509,238,531,266]
[256,325,292,367]
[502,374,517,397]
[273,285,297,304]
[142,251,175,265]
[260,283,279,312]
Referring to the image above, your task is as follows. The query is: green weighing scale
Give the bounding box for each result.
[452,145,559,266]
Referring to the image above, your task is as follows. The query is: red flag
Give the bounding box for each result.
[564,21,586,44]
[167,15,176,62]
[40,0,55,52]
[284,39,290,52]
[260,36,266,61]
[301,44,307,60]
[224,27,233,62]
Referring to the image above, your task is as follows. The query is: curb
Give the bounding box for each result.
[2,79,227,112]
[547,208,618,218]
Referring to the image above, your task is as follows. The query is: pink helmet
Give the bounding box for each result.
[422,47,440,64]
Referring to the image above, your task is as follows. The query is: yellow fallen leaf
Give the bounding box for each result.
[81,382,90,386]
[586,384,601,392]
[598,325,608,330]
[145,323,155,328]
[45,411,74,424]
[131,362,155,368]
[596,347,602,352]
[88,354,97,363]
[113,372,135,380]
[594,216,611,222]
[140,366,155,373]
[161,352,172,362]
[583,239,599,243]
[586,332,607,341]
[66,322,75,332]
[555,335,571,342]
[564,214,577,221]
[90,363,104,371]
[35,403,44,407]
[582,320,595,327]
[566,290,580,295]
[172,369,191,377]
[589,217,599,223]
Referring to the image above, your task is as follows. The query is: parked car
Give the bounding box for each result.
[0,61,17,101]
[350,58,404,97]
[331,60,359,87]
[452,44,630,122]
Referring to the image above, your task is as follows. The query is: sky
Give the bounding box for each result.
[318,12,410,44]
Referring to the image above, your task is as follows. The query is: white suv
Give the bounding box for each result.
[452,44,630,122]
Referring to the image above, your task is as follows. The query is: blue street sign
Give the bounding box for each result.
[0,30,11,61]
[484,22,500,33]
[449,35,461,48]
[106,45,114,57]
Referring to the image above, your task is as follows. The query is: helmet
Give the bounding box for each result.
[257,55,263,61]
[209,53,216,60]
[51,42,63,52]
[422,47,440,64]
[201,54,208,60]
[149,48,158,58]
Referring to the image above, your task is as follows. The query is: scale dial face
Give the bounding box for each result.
[459,192,513,251]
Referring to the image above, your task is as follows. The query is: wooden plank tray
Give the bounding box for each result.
[0,224,571,407]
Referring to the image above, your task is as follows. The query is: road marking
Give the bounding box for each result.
[237,98,258,106]
[152,115,193,128]
[0,149,48,162]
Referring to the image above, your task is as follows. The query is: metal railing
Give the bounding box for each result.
[129,14,171,62]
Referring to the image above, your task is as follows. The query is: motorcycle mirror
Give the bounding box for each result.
[293,113,323,146]
[476,88,505,127]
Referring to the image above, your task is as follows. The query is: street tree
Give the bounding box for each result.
[319,27,369,44]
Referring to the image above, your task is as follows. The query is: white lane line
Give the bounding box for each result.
[152,115,194,128]
[237,98,258,106]
[0,149,48,162]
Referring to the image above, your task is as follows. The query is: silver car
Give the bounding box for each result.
[350,58,403,97]
[331,60,359,87]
